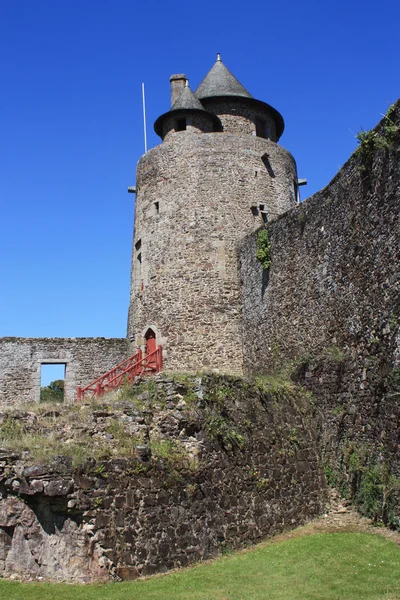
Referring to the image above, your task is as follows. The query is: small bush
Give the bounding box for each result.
[205,415,245,451]
[149,436,197,473]
[256,230,271,270]
[344,446,400,527]
[323,346,347,363]
[324,463,338,486]
[255,375,294,399]
[0,417,24,442]
[355,104,400,171]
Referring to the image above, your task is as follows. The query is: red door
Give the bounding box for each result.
[145,331,157,369]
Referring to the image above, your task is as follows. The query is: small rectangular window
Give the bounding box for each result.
[135,246,143,293]
[294,180,300,204]
[259,204,268,224]
[154,201,160,215]
[255,117,267,139]
[176,118,186,131]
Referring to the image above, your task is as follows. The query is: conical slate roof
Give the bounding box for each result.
[171,82,206,111]
[154,80,221,138]
[195,54,253,100]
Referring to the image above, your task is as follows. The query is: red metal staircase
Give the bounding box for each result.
[76,346,162,401]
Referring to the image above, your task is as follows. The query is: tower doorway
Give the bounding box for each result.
[145,328,157,369]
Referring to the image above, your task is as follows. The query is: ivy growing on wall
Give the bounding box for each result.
[256,230,271,270]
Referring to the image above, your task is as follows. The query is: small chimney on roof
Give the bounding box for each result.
[170,74,187,107]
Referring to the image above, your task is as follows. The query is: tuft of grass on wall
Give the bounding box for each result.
[355,104,400,171]
[255,374,295,399]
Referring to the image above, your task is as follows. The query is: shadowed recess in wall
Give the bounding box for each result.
[262,153,275,178]
[261,268,269,298]
[23,497,81,535]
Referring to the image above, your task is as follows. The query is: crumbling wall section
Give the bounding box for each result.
[0,375,327,582]
[0,337,128,407]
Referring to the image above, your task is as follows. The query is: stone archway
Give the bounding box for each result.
[144,328,156,352]
[144,328,157,369]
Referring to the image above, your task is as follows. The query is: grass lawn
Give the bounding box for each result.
[1,532,400,600]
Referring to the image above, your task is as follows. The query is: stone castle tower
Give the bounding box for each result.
[127,55,298,374]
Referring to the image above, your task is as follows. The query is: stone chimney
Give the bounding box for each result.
[170,74,187,107]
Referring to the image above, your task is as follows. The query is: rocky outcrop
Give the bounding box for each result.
[0,495,101,582]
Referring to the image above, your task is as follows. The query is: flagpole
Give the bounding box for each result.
[142,83,147,153]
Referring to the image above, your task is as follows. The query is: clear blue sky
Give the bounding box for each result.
[1,0,399,342]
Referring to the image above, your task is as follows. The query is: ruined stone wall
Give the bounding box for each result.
[0,375,327,582]
[128,132,297,374]
[240,102,400,499]
[0,338,128,407]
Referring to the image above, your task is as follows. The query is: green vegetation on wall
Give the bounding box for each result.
[324,444,400,529]
[256,230,271,270]
[355,104,400,171]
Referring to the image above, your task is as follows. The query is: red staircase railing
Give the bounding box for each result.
[76,346,162,401]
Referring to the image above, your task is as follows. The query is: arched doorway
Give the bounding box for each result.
[144,328,157,369]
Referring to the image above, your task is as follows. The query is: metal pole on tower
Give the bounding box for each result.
[142,83,147,154]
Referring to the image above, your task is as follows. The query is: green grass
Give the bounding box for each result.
[1,533,400,599]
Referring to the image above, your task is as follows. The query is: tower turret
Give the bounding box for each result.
[127,56,298,374]
[195,54,284,141]
[154,81,222,140]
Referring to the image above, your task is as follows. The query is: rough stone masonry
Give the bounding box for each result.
[0,338,127,406]
[0,59,399,583]
[0,375,326,582]
[240,100,400,505]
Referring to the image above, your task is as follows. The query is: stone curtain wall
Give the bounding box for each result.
[0,375,327,582]
[240,102,400,497]
[128,131,297,374]
[293,356,400,475]
[241,102,400,376]
[0,338,128,406]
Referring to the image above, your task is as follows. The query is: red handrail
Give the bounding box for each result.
[76,346,162,401]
